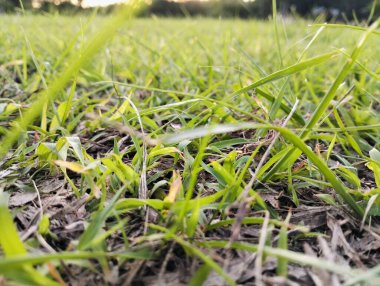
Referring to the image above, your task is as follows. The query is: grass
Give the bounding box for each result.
[0,6,380,285]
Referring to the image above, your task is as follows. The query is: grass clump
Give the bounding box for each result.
[0,6,379,285]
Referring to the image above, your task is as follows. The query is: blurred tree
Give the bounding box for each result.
[39,0,81,12]
[0,0,32,12]
[0,0,83,12]
[279,0,373,19]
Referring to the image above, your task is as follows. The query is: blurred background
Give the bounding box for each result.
[0,0,378,21]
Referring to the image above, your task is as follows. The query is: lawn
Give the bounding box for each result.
[0,7,380,286]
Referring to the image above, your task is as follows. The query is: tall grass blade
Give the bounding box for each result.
[231,51,340,97]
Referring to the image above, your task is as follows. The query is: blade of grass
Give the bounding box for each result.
[176,136,210,233]
[230,50,341,97]
[187,265,211,286]
[256,88,305,125]
[0,250,153,271]
[200,240,359,277]
[277,211,291,277]
[78,186,126,250]
[269,25,325,120]
[0,193,27,256]
[343,264,380,286]
[311,23,380,36]
[0,193,60,285]
[272,0,283,67]
[207,217,308,232]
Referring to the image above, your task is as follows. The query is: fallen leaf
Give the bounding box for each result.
[9,192,37,207]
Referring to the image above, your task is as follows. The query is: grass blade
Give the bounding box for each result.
[231,50,340,97]
[78,186,126,250]
[0,193,60,285]
[312,23,380,36]
[200,240,359,277]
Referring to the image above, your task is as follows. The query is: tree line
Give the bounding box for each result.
[145,0,377,20]
[1,0,378,21]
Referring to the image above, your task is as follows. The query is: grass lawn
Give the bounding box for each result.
[0,8,380,286]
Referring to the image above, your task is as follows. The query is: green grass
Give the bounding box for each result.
[0,8,380,286]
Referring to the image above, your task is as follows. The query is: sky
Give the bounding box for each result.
[82,0,129,7]
[81,0,225,8]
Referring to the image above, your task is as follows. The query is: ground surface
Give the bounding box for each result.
[0,14,380,286]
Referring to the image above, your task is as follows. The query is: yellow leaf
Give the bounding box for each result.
[164,171,182,205]
[367,162,380,188]
[110,100,131,121]
[54,160,89,175]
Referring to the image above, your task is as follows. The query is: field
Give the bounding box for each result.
[0,8,380,286]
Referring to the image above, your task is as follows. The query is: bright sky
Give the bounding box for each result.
[81,0,216,8]
[82,0,129,7]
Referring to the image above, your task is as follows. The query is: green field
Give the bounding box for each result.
[0,9,380,286]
